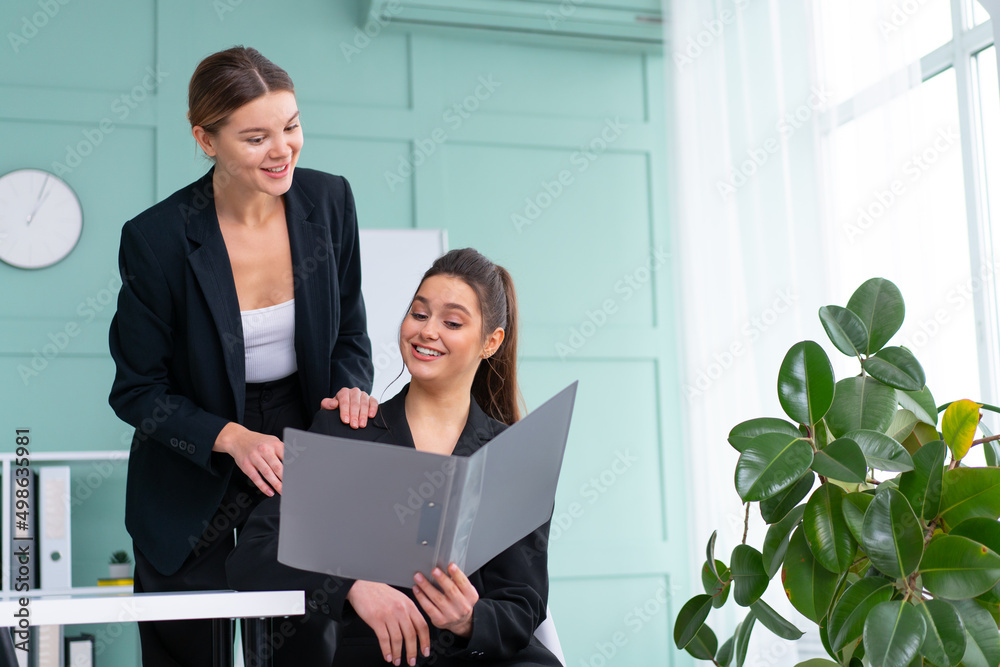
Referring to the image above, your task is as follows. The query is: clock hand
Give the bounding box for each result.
[25,175,52,226]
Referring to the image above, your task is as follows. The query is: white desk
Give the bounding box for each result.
[0,589,304,667]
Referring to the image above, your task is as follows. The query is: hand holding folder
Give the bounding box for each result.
[277,382,578,588]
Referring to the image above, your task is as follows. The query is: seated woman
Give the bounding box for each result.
[227,248,560,667]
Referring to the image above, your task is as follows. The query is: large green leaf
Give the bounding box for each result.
[819,305,869,357]
[942,399,983,463]
[763,505,805,578]
[684,623,718,661]
[826,377,898,438]
[761,472,815,523]
[887,409,920,446]
[951,518,1000,601]
[898,386,939,426]
[902,421,942,456]
[716,635,734,666]
[751,598,803,640]
[844,429,914,472]
[706,531,720,580]
[861,346,925,391]
[731,545,769,607]
[953,598,1000,667]
[811,438,867,484]
[862,600,926,667]
[794,661,840,667]
[939,467,1000,529]
[860,488,923,579]
[778,341,836,426]
[842,492,875,544]
[804,484,857,573]
[734,613,756,667]
[673,594,714,649]
[828,577,895,652]
[702,559,731,609]
[916,599,966,667]
[782,527,839,623]
[728,418,802,453]
[897,440,946,521]
[735,434,814,502]
[846,278,905,355]
[921,535,1000,599]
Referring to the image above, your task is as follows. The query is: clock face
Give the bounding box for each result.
[0,169,83,269]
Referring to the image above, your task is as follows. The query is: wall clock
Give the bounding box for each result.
[0,168,83,269]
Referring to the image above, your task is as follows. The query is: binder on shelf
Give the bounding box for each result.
[33,625,62,667]
[9,470,38,591]
[279,382,577,588]
[64,634,94,667]
[38,467,72,590]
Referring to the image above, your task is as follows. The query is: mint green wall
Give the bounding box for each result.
[0,1,688,664]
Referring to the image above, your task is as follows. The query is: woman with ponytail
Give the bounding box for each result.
[228,248,561,666]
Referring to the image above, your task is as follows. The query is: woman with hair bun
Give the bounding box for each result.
[108,46,377,665]
[228,248,562,667]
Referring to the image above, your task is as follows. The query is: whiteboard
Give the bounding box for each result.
[358,229,448,401]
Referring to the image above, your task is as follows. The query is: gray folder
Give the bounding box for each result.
[277,382,577,588]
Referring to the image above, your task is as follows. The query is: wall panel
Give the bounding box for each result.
[0,0,685,663]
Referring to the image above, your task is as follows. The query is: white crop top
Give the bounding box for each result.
[241,299,297,383]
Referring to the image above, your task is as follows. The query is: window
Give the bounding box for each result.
[815,0,998,431]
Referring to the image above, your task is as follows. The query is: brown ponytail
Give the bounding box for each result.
[419,249,524,424]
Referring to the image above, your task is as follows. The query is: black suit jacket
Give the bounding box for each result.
[109,167,374,576]
[226,385,558,665]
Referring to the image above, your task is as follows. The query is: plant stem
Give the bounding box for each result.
[743,503,750,545]
[972,433,1000,446]
[924,517,939,546]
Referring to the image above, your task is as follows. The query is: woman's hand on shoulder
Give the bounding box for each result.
[346,580,430,666]
[213,422,283,495]
[412,563,479,638]
[320,386,378,429]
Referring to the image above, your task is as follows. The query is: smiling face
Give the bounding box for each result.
[192,90,302,197]
[400,274,504,392]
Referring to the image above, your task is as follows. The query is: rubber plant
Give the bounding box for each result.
[674,278,1000,667]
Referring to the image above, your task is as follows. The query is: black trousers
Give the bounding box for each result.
[133,374,312,667]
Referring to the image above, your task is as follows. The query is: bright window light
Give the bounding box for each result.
[824,68,978,405]
[815,0,953,105]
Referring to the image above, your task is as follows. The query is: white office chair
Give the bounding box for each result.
[535,606,567,666]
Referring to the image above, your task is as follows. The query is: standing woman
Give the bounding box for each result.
[108,46,377,665]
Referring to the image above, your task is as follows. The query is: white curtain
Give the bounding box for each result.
[668,0,829,661]
[669,0,1000,662]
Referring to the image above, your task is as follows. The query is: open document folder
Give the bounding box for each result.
[277,382,578,588]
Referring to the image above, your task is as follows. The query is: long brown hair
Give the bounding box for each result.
[188,46,295,133]
[418,248,524,425]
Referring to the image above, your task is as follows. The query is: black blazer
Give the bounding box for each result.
[226,385,558,665]
[108,167,374,576]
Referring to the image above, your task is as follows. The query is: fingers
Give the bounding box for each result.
[446,562,477,600]
[401,614,421,667]
[320,397,339,411]
[368,395,379,419]
[233,434,284,496]
[413,565,477,635]
[357,391,372,428]
[412,578,437,615]
[334,387,374,428]
[337,387,352,426]
[387,620,403,666]
[373,623,393,665]
[414,608,431,661]
[244,467,274,497]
